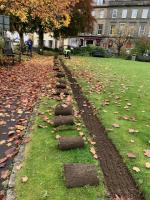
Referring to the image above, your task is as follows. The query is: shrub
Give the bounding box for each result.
[133,37,150,56]
[72,45,108,57]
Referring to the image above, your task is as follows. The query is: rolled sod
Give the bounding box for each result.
[53,115,74,127]
[58,136,84,150]
[55,104,73,116]
[53,67,60,71]
[58,79,67,85]
[53,89,69,96]
[64,164,99,188]
[56,72,65,78]
[56,83,66,89]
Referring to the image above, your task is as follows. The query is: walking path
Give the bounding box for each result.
[0,56,53,193]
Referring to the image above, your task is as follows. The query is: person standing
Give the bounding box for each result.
[27,38,33,57]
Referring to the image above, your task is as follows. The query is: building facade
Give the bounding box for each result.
[76,0,150,48]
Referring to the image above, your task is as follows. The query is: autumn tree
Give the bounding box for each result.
[54,0,95,39]
[112,24,136,56]
[0,0,79,51]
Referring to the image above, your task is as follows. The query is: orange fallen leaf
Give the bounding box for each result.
[127,152,136,158]
[144,150,150,158]
[1,170,10,179]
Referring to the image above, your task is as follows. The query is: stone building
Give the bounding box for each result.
[77,0,150,48]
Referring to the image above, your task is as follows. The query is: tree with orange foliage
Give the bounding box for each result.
[54,0,95,39]
[0,0,78,51]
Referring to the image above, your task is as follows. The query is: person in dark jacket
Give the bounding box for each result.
[27,38,33,56]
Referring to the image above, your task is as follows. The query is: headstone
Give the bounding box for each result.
[64,164,99,188]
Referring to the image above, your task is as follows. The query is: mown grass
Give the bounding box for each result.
[65,56,150,199]
[15,98,107,200]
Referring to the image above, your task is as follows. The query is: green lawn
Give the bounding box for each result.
[15,98,107,200]
[65,56,150,199]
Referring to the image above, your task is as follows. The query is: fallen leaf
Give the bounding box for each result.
[144,150,150,158]
[130,139,135,143]
[1,170,10,179]
[0,140,6,145]
[112,123,120,128]
[0,157,8,164]
[22,137,31,144]
[0,120,6,126]
[127,152,136,158]
[79,132,84,137]
[16,164,23,171]
[90,147,96,155]
[56,135,61,139]
[21,176,28,183]
[145,162,150,169]
[16,125,25,131]
[133,167,140,172]
[128,129,139,133]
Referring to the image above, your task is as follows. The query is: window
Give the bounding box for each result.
[149,27,150,37]
[112,9,117,18]
[110,25,116,35]
[120,23,126,30]
[98,24,103,35]
[139,25,145,35]
[142,9,149,18]
[122,9,127,18]
[92,10,95,16]
[100,10,104,18]
[96,0,104,5]
[49,40,53,48]
[131,9,138,18]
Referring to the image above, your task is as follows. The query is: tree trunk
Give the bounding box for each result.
[38,26,44,54]
[117,46,122,57]
[19,31,24,54]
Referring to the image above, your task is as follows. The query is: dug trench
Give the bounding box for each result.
[60,59,145,200]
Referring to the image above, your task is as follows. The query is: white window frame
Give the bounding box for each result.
[122,9,127,18]
[139,25,145,35]
[142,9,149,19]
[97,0,104,5]
[131,9,138,18]
[100,10,104,18]
[112,9,118,18]
[98,24,103,35]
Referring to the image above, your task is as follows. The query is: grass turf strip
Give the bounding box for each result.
[65,56,150,200]
[15,98,107,200]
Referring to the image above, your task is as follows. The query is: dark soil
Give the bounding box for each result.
[62,62,145,200]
